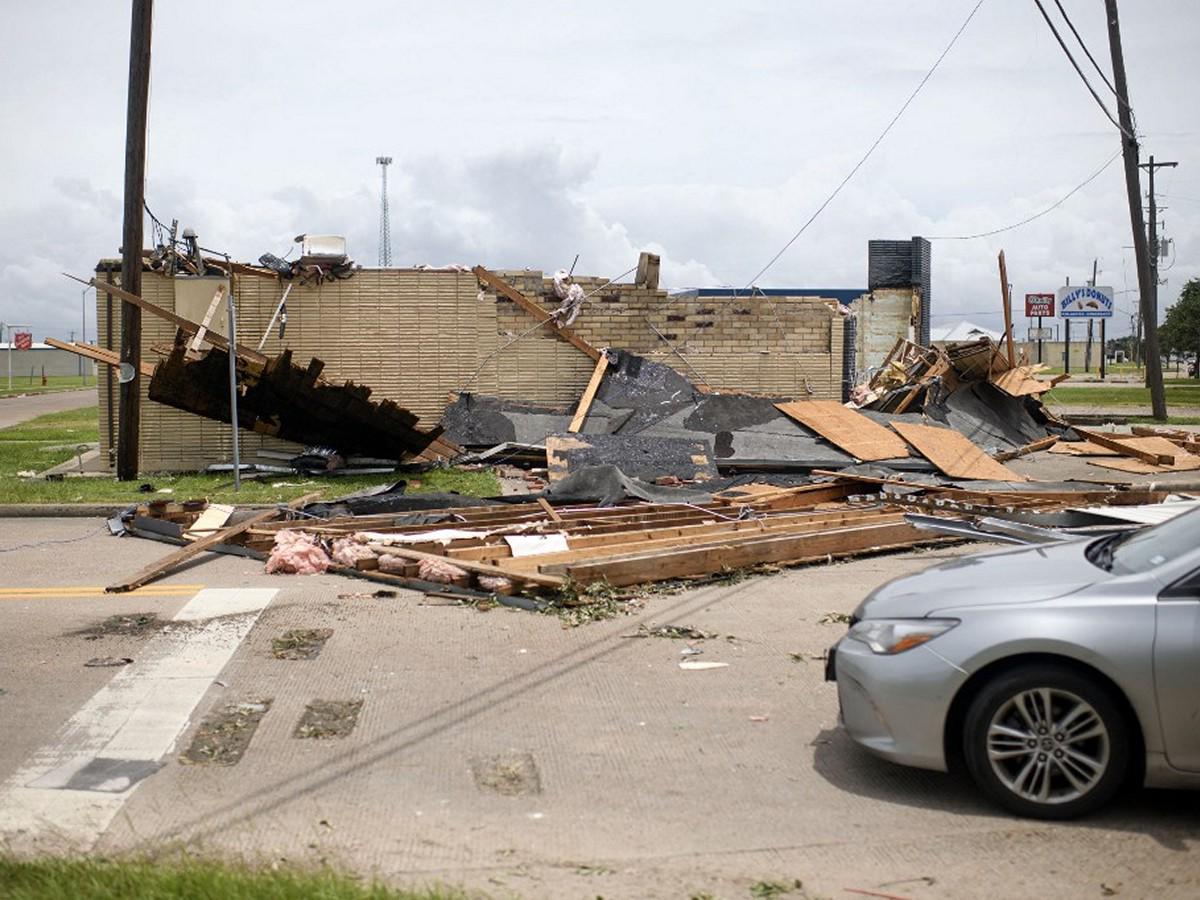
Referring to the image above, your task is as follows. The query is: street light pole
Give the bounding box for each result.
[81,285,89,385]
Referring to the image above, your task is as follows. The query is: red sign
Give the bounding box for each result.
[1025,293,1054,318]
[13,332,32,350]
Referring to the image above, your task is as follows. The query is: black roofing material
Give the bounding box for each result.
[548,433,717,484]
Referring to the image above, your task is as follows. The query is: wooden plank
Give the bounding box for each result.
[188,284,227,356]
[182,503,234,541]
[998,250,1016,367]
[774,400,910,461]
[472,266,600,361]
[890,421,1028,482]
[82,276,268,366]
[556,522,939,587]
[106,493,321,592]
[44,338,156,378]
[536,497,563,522]
[568,352,610,432]
[1072,429,1174,466]
[992,435,1059,462]
[1087,448,1200,475]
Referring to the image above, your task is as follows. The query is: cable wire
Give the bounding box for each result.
[1032,0,1132,138]
[927,149,1121,240]
[1052,0,1122,101]
[741,0,988,289]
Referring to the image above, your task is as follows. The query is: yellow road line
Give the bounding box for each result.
[0,584,203,600]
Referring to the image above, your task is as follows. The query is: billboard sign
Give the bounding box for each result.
[1027,327,1053,340]
[1057,285,1114,318]
[1025,293,1055,317]
[13,331,32,350]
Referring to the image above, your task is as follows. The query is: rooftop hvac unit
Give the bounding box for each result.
[296,234,347,260]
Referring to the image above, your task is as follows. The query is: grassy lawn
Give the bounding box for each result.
[1044,382,1200,407]
[0,406,499,505]
[0,374,94,398]
[0,856,464,900]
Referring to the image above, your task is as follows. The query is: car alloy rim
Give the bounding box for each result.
[985,687,1110,805]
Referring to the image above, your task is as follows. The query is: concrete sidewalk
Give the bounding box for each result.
[0,388,96,429]
[0,519,1195,899]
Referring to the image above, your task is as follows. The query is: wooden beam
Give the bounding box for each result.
[106,492,321,592]
[81,276,268,366]
[555,521,939,587]
[998,250,1016,368]
[472,265,601,361]
[1072,428,1174,466]
[44,338,156,378]
[992,435,1059,462]
[536,497,564,522]
[188,284,227,356]
[568,351,610,432]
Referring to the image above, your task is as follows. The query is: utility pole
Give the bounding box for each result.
[1106,0,1166,420]
[117,0,153,480]
[1140,155,1178,370]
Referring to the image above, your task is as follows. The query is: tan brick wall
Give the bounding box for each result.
[97,265,846,472]
[856,287,917,373]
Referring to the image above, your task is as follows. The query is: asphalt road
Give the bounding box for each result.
[0,519,1195,899]
[0,388,97,430]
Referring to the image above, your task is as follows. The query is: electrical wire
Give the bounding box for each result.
[927,149,1121,240]
[741,0,987,289]
[1052,0,1122,101]
[1031,0,1132,139]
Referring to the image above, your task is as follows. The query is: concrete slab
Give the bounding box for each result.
[0,518,1195,899]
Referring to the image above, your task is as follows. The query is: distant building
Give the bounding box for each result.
[929,321,1002,344]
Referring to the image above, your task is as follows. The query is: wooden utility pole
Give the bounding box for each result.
[1105,0,1166,420]
[117,0,154,479]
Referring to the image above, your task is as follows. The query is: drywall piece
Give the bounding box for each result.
[545,433,717,484]
[891,420,1028,482]
[775,400,910,461]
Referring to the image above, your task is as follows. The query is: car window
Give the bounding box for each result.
[1110,506,1200,575]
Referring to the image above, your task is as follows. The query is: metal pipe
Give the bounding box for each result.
[225,265,241,491]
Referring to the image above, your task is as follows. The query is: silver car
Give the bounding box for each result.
[828,506,1200,819]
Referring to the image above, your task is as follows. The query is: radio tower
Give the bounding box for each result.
[376,156,393,267]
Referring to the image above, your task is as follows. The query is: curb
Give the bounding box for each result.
[0,504,123,518]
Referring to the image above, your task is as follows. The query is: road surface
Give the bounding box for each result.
[0,389,97,430]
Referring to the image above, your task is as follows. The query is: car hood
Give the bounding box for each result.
[855,538,1104,619]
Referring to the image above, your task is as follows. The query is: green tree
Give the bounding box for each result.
[1160,278,1200,376]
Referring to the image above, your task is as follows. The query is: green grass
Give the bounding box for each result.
[0,374,93,398]
[0,406,500,505]
[1044,382,1200,407]
[0,855,465,900]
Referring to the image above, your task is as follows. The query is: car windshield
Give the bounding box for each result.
[1098,506,1200,575]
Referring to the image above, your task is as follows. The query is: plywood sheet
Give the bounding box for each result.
[1087,439,1200,475]
[891,420,1028,482]
[775,401,910,461]
[1049,440,1120,457]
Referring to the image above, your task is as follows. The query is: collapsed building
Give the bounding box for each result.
[86,238,931,472]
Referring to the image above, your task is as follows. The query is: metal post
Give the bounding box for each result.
[225,273,241,491]
[1037,316,1043,363]
[3,323,9,391]
[1100,319,1107,380]
[81,285,89,385]
[1064,319,1071,375]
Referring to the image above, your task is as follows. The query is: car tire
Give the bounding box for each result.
[962,664,1131,819]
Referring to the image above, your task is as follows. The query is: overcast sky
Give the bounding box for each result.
[2,0,1197,344]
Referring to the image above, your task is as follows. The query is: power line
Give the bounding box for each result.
[742,0,987,289]
[927,149,1121,240]
[1052,0,1121,100]
[1032,0,1132,138]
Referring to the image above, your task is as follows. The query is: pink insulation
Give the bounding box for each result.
[265,530,331,575]
[417,556,469,584]
[331,537,376,568]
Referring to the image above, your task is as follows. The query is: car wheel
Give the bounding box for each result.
[962,664,1130,819]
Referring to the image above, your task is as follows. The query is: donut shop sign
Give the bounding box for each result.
[1057,285,1114,318]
